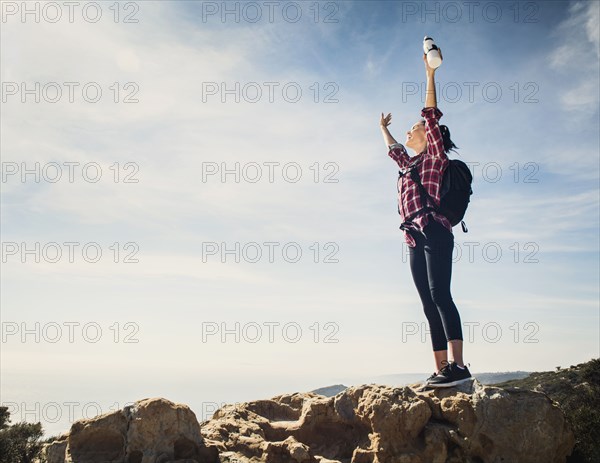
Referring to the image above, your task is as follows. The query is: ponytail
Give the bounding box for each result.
[440,125,459,154]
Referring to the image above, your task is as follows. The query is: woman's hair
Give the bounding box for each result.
[419,120,460,155]
[439,124,459,154]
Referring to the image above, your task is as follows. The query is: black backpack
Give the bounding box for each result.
[398,158,473,233]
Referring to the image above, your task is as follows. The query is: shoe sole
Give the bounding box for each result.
[425,377,473,388]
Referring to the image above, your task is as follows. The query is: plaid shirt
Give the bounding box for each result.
[387,107,453,248]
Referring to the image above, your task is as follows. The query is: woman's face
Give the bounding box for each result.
[406,120,426,151]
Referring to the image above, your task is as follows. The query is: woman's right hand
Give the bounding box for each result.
[380,112,392,128]
[424,47,442,76]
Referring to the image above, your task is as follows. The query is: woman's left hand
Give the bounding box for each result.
[380,112,392,128]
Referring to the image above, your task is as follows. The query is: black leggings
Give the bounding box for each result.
[407,217,463,351]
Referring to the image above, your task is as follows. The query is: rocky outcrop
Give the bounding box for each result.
[41,397,219,463]
[201,380,574,463]
[40,380,575,463]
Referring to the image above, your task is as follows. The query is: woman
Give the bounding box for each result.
[379,49,472,387]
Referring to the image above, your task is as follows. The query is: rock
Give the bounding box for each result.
[201,380,575,463]
[39,397,219,463]
[43,434,69,463]
[39,381,575,463]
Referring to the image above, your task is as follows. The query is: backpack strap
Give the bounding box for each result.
[397,161,438,231]
[409,167,438,212]
[399,207,437,232]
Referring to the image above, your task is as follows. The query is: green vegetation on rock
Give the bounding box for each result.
[0,407,44,463]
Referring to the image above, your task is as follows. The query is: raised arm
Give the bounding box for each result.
[424,48,442,108]
[380,112,409,167]
[422,49,446,159]
[380,113,397,147]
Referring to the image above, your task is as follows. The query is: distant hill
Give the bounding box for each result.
[310,384,348,397]
[311,371,532,396]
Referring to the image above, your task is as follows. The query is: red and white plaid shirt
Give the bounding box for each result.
[387,106,453,248]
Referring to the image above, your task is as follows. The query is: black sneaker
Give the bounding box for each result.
[427,361,472,388]
[423,359,451,386]
[423,371,438,386]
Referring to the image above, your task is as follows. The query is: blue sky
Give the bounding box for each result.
[1,0,598,436]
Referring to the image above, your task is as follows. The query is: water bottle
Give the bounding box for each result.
[423,36,442,69]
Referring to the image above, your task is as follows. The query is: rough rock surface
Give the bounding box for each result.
[41,397,219,463]
[40,381,575,463]
[201,380,574,463]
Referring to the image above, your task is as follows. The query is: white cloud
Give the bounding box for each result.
[561,79,600,112]
[584,0,600,58]
[548,1,600,113]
